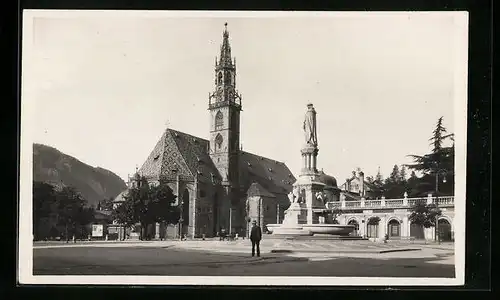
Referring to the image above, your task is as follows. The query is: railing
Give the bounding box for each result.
[436,196,454,205]
[325,196,454,210]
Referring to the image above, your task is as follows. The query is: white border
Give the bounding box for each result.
[19,9,468,286]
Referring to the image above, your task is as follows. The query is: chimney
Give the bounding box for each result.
[359,171,365,197]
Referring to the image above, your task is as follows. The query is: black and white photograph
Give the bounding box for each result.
[19,10,468,286]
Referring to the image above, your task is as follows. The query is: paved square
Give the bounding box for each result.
[33,240,455,277]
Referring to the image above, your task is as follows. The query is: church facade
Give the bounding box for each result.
[114,24,295,238]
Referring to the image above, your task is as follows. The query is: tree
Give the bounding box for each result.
[399,165,408,182]
[148,182,180,224]
[329,207,343,224]
[407,117,454,196]
[365,176,375,184]
[55,186,89,242]
[112,199,136,241]
[117,176,179,240]
[367,216,381,225]
[100,197,115,211]
[33,181,96,241]
[430,117,454,154]
[74,206,95,240]
[387,165,400,184]
[380,165,407,199]
[409,202,442,228]
[33,182,58,240]
[374,167,384,187]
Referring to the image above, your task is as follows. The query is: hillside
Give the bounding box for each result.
[33,143,127,207]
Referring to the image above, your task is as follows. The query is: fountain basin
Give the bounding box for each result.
[266,224,312,236]
[302,224,355,236]
[266,224,355,236]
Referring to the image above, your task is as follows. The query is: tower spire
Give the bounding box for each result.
[219,22,232,66]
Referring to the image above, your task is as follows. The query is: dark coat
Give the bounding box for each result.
[250,225,262,241]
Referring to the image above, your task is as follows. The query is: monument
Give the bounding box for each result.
[266,104,355,237]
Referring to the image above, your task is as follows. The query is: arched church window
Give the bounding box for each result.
[224,71,231,84]
[217,72,223,85]
[215,111,223,130]
[215,133,223,150]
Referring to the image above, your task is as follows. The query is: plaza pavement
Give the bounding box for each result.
[33,238,454,255]
[32,241,455,277]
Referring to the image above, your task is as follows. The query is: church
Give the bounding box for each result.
[113,24,295,239]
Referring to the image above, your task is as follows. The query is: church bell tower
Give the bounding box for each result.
[208,23,242,194]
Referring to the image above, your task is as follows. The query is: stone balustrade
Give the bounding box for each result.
[326,196,454,210]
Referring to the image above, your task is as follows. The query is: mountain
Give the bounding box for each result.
[33,143,127,207]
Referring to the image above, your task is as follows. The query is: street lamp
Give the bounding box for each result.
[434,169,447,244]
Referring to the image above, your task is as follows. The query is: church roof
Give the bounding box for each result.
[138,129,222,184]
[168,129,222,184]
[246,182,276,198]
[239,151,295,196]
[137,128,295,198]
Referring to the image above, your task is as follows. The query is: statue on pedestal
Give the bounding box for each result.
[303,103,318,147]
[288,191,296,204]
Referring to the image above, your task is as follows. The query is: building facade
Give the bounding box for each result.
[113,24,295,239]
[339,170,381,200]
[328,194,455,241]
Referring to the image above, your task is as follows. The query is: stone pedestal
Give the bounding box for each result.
[282,202,307,225]
[155,222,160,239]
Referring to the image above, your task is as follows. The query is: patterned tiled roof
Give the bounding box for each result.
[138,129,221,184]
[137,129,295,198]
[168,129,222,184]
[138,131,167,180]
[247,182,276,198]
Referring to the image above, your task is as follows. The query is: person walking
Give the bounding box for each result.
[250,220,262,257]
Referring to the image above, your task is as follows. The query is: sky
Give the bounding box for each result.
[23,11,467,184]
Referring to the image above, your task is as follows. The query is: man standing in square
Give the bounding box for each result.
[250,220,262,257]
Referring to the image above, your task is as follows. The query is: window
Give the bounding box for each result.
[215,133,223,150]
[215,111,223,130]
[224,71,231,84]
[199,190,206,198]
[217,72,223,84]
